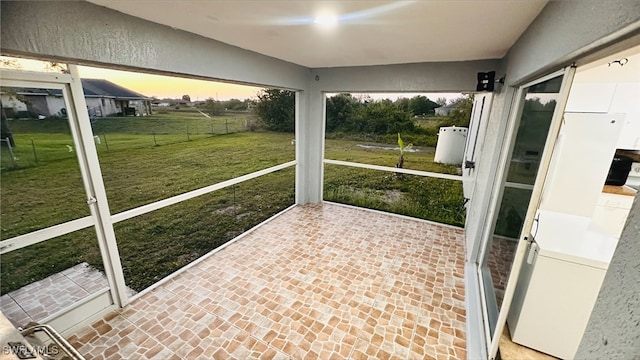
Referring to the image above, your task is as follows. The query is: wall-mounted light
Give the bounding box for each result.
[476,71,505,92]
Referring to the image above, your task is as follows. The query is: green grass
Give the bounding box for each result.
[1,131,295,240]
[325,138,458,174]
[414,116,449,129]
[1,110,465,294]
[323,165,465,227]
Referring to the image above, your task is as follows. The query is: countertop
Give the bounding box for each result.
[602,185,638,197]
[531,210,619,270]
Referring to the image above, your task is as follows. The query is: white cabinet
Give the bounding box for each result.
[540,113,623,217]
[565,83,616,113]
[564,82,640,150]
[507,210,619,359]
[592,190,636,237]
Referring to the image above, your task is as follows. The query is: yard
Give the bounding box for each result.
[1,110,464,294]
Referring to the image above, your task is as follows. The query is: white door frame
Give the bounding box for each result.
[473,66,577,358]
[0,66,128,331]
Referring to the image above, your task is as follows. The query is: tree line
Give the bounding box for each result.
[252,89,473,145]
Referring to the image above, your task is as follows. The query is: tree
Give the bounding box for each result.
[254,89,295,132]
[200,98,224,116]
[444,95,474,127]
[355,100,415,135]
[408,95,438,116]
[435,97,448,106]
[394,97,410,113]
[182,94,191,102]
[223,98,245,111]
[326,93,359,132]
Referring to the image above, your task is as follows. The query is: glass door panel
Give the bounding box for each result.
[1,228,105,327]
[478,73,565,339]
[0,80,111,327]
[1,86,90,239]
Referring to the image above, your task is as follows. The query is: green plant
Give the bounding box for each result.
[396,133,413,169]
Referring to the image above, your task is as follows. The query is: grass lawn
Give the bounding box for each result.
[1,112,465,294]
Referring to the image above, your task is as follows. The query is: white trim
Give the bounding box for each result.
[477,261,493,353]
[0,79,66,91]
[40,288,110,324]
[504,182,535,191]
[323,159,463,181]
[43,291,114,336]
[322,201,464,230]
[66,64,129,308]
[319,94,327,199]
[476,70,569,355]
[0,69,72,84]
[518,68,567,89]
[127,203,298,303]
[111,161,297,223]
[295,91,303,204]
[59,304,118,338]
[0,216,93,254]
[476,82,530,352]
[466,263,489,360]
[476,86,526,272]
[488,66,577,359]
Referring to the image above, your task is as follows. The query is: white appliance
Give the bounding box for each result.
[540,113,624,216]
[507,210,619,359]
[592,189,636,237]
[626,162,640,189]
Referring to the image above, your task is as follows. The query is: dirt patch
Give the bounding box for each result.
[213,205,241,215]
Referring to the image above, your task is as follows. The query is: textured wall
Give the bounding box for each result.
[0,1,310,90]
[312,59,500,93]
[576,194,640,359]
[505,0,640,85]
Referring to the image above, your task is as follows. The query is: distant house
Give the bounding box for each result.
[0,79,151,118]
[82,79,152,117]
[434,104,456,116]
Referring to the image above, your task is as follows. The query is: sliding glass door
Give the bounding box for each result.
[476,67,576,358]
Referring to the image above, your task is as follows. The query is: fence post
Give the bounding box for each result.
[31,138,38,164]
[187,125,190,141]
[225,119,229,134]
[2,138,17,167]
[103,134,109,151]
[153,131,157,146]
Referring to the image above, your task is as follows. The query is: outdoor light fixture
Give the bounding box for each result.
[476,71,505,92]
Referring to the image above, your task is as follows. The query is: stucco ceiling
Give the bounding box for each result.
[89,0,548,68]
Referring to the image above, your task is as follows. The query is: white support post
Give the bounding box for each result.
[66,64,130,308]
[295,82,326,204]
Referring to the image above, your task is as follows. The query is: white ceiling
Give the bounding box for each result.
[89,0,548,68]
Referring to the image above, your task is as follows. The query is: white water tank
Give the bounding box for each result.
[434,126,468,165]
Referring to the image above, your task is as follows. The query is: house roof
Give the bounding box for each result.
[88,0,549,68]
[81,79,149,100]
[3,79,149,100]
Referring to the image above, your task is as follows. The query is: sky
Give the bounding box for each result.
[2,56,462,102]
[77,65,261,101]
